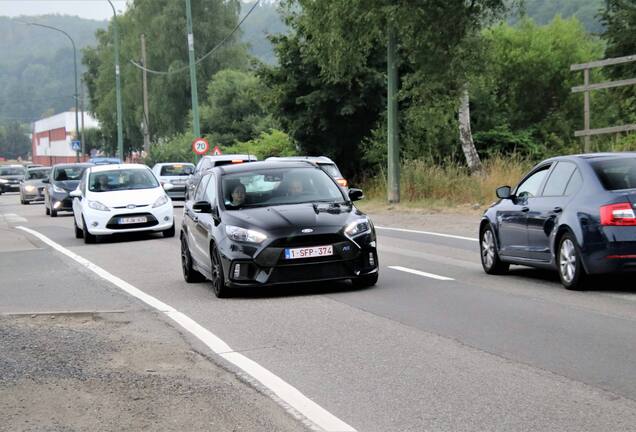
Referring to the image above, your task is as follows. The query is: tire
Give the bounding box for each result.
[480,225,510,275]
[74,217,83,239]
[557,233,587,290]
[181,234,205,283]
[20,198,27,205]
[45,203,50,215]
[210,243,230,298]
[83,217,97,244]
[50,206,58,217]
[353,272,379,288]
[162,222,175,238]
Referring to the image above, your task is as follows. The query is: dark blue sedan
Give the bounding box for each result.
[480,153,636,290]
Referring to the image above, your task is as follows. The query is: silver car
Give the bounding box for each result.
[20,167,50,204]
[151,162,195,200]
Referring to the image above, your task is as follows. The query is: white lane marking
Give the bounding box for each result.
[2,213,28,223]
[388,265,455,281]
[375,226,477,242]
[16,226,356,432]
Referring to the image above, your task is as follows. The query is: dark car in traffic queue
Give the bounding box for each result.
[20,166,51,204]
[186,154,258,200]
[180,160,379,298]
[44,163,93,217]
[0,164,26,194]
[480,153,636,290]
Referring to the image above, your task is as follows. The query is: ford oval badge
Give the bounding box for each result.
[301,228,314,233]
[126,204,136,209]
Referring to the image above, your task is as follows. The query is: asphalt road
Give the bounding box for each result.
[3,192,636,431]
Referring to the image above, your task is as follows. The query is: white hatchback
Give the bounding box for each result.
[70,164,175,243]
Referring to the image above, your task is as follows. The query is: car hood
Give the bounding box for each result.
[89,188,165,207]
[53,180,80,192]
[225,202,366,233]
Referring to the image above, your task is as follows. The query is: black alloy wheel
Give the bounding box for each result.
[210,243,229,298]
[74,217,83,239]
[82,217,96,244]
[480,226,509,275]
[353,272,379,288]
[181,234,205,283]
[557,233,587,290]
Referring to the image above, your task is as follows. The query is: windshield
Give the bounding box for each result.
[0,166,25,176]
[160,164,194,176]
[221,167,344,209]
[26,168,50,180]
[53,166,86,181]
[89,169,159,192]
[592,158,636,191]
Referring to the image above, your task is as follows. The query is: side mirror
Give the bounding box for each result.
[348,188,365,202]
[42,178,50,184]
[193,201,212,214]
[163,182,175,191]
[69,189,82,199]
[496,186,513,199]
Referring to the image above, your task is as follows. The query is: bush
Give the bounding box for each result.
[144,132,197,167]
[223,129,296,160]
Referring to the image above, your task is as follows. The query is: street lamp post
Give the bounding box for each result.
[21,21,80,162]
[107,0,124,161]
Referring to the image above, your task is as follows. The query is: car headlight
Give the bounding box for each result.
[225,225,267,244]
[344,219,371,238]
[52,184,66,194]
[24,185,36,193]
[153,194,170,208]
[88,200,110,211]
[0,178,7,184]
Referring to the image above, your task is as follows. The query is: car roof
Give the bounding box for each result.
[154,162,194,166]
[52,163,93,169]
[202,154,258,161]
[89,163,150,173]
[541,152,636,165]
[266,156,335,164]
[216,160,316,175]
[27,166,50,171]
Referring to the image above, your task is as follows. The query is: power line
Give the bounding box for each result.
[128,0,261,76]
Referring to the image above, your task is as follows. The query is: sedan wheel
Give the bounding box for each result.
[558,234,586,290]
[210,243,229,298]
[480,226,509,275]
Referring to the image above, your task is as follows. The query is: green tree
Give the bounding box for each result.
[200,69,274,147]
[224,129,297,159]
[0,122,31,160]
[83,0,249,155]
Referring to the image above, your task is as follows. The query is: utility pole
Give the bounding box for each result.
[387,25,400,203]
[185,0,201,139]
[107,0,124,161]
[80,78,86,158]
[140,33,151,153]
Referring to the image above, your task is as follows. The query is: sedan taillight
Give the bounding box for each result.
[600,203,636,226]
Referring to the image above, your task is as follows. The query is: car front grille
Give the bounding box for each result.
[268,261,351,284]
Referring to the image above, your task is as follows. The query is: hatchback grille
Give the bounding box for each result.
[268,262,351,284]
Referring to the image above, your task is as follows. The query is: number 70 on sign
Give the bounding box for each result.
[192,138,209,155]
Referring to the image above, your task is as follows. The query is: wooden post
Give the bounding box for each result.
[584,68,591,153]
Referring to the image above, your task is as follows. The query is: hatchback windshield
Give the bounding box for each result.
[0,166,25,176]
[53,166,86,181]
[26,168,49,180]
[592,158,636,191]
[89,169,159,192]
[160,164,194,176]
[222,167,344,209]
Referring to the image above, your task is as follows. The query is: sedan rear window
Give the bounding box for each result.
[160,164,194,176]
[592,158,636,191]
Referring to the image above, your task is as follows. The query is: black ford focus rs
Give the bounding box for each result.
[480,153,636,290]
[180,160,379,297]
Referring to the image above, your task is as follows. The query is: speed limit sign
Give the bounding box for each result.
[192,137,209,155]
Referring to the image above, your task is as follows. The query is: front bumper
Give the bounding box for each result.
[22,186,45,202]
[218,231,378,288]
[83,203,174,235]
[0,182,20,192]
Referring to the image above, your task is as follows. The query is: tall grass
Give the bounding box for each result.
[363,155,534,207]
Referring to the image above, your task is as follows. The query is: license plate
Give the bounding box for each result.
[284,245,333,259]
[119,216,147,224]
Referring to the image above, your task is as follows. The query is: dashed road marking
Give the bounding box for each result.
[376,226,477,242]
[389,265,455,281]
[16,226,356,432]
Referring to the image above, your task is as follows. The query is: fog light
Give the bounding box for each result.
[164,216,170,222]
[91,221,98,227]
[368,252,375,267]
[233,263,241,279]
[53,201,62,209]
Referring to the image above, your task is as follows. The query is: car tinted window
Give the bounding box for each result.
[592,158,636,190]
[26,168,49,180]
[160,164,194,176]
[564,169,583,196]
[221,167,344,209]
[543,162,577,196]
[516,165,550,199]
[54,166,86,181]
[88,169,158,192]
[195,175,211,201]
[0,166,25,176]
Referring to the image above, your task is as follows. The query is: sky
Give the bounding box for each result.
[0,0,129,21]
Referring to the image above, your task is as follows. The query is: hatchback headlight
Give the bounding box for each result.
[52,184,66,194]
[153,194,170,208]
[0,178,7,184]
[24,185,36,192]
[344,219,371,238]
[225,225,267,244]
[88,200,110,211]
